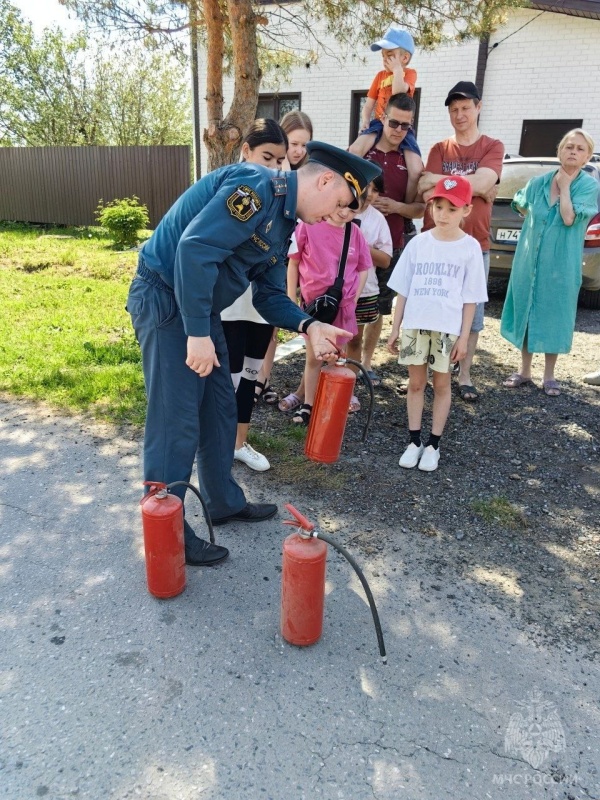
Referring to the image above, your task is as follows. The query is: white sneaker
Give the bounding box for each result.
[418,445,440,472]
[234,442,270,472]
[399,442,424,469]
[583,370,600,386]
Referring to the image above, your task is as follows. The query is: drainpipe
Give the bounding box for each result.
[475,32,490,99]
[190,0,202,181]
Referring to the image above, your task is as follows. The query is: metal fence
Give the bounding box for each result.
[0,145,191,228]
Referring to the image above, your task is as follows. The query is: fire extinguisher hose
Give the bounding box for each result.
[165,480,215,544]
[343,358,374,443]
[315,530,387,664]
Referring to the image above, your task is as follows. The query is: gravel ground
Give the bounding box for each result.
[250,285,600,656]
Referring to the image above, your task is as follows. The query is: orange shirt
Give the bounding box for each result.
[367,68,417,121]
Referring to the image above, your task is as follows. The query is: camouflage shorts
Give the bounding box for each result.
[398,329,458,373]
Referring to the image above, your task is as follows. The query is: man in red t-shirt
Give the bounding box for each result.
[364,93,425,381]
[418,81,504,402]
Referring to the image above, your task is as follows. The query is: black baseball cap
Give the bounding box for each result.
[305,141,382,209]
[445,81,481,106]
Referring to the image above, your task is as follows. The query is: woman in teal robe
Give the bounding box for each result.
[501,129,597,395]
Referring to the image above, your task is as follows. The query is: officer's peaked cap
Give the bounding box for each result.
[305,141,382,209]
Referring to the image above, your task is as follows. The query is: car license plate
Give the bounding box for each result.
[496,228,521,242]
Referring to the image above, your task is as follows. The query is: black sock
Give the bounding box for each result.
[409,429,422,447]
[427,433,441,450]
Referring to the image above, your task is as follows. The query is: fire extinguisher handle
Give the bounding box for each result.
[283,503,315,532]
[140,481,168,505]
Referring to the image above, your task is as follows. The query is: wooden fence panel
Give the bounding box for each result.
[0,145,191,228]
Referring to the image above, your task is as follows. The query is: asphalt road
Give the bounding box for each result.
[1,399,598,800]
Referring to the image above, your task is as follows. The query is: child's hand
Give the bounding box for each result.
[387,331,400,355]
[450,336,468,363]
[385,51,405,75]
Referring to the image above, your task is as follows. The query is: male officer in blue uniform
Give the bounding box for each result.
[127,142,381,566]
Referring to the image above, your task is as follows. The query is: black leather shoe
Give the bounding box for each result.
[184,520,229,566]
[185,538,229,566]
[211,502,278,527]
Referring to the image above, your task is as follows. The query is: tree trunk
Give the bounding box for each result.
[202,0,261,171]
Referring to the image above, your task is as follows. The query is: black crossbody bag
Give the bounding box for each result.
[302,222,352,325]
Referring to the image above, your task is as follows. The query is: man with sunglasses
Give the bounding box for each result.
[363,92,425,376]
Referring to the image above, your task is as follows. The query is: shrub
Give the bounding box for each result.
[95,196,150,249]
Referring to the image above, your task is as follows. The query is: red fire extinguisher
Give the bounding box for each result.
[280,504,387,662]
[305,357,375,464]
[140,481,186,599]
[280,505,327,646]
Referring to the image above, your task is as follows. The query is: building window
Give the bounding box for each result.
[349,89,421,145]
[519,119,583,157]
[257,93,301,121]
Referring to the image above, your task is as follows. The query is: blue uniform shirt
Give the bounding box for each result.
[140,162,306,337]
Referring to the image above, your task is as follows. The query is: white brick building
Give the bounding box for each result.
[199,1,600,170]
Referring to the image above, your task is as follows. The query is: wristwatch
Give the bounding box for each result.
[299,317,317,335]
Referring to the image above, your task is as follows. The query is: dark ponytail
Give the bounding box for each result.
[243,118,288,151]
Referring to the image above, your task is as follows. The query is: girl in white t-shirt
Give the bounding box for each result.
[386,175,487,472]
[346,176,393,408]
[220,119,288,472]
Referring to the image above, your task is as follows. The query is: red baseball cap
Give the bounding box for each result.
[430,175,473,207]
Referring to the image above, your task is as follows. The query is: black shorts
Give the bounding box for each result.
[376,248,402,315]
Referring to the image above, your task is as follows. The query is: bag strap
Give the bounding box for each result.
[333,222,352,286]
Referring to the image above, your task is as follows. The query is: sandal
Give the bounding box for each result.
[349,395,361,413]
[254,380,266,405]
[543,379,561,396]
[503,373,533,389]
[458,384,479,402]
[278,393,302,412]
[263,383,279,404]
[291,403,312,426]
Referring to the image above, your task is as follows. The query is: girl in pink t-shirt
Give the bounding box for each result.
[286,205,372,425]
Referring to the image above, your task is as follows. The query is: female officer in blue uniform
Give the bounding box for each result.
[127,142,381,566]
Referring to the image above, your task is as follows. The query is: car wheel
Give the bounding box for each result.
[579,288,600,310]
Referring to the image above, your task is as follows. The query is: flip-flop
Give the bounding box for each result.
[278,393,302,412]
[357,369,381,387]
[543,379,561,396]
[458,384,479,402]
[503,373,534,388]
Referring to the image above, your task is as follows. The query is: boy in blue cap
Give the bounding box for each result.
[127,142,380,567]
[349,25,422,201]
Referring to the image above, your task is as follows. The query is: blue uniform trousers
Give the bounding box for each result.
[127,270,246,520]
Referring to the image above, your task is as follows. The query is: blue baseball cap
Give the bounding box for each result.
[370,27,415,55]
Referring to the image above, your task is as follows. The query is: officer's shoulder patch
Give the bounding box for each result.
[271,176,287,196]
[227,184,262,222]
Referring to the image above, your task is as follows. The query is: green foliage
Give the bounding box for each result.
[58,0,524,65]
[0,0,192,147]
[95,196,150,249]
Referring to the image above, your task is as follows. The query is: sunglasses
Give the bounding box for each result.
[385,118,412,131]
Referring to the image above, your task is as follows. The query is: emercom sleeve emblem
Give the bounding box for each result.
[227,185,262,222]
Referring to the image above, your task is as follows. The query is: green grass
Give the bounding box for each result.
[0,222,148,424]
[471,496,528,530]
[248,426,346,489]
